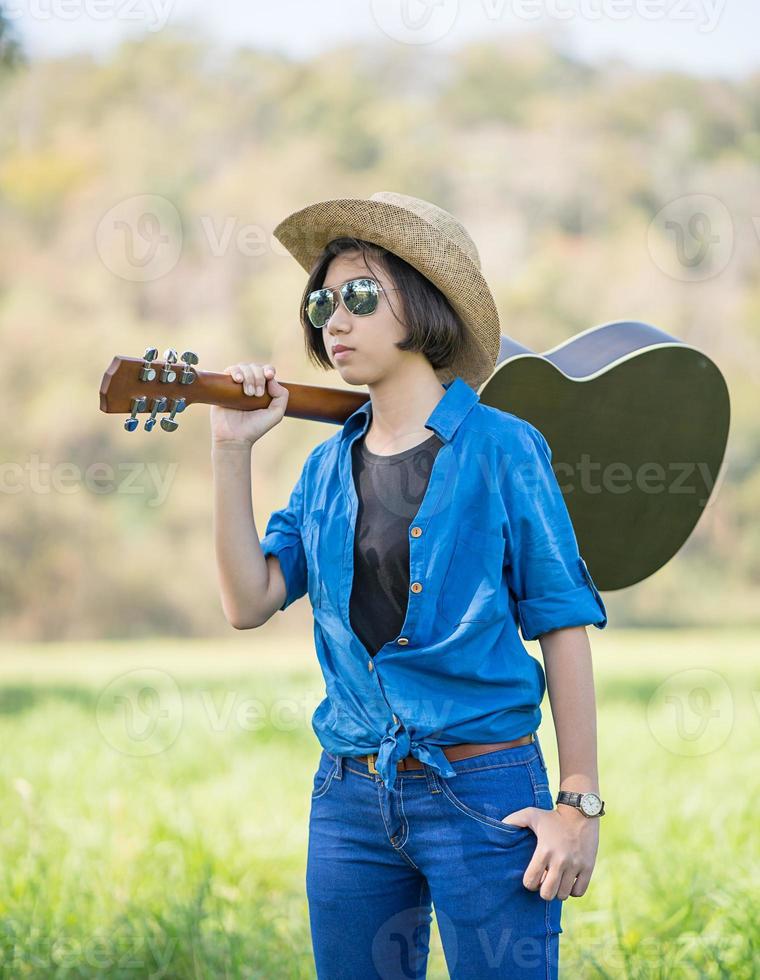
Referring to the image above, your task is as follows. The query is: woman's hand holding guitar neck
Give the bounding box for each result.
[210,362,289,448]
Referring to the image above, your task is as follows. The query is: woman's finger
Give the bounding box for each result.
[239,363,257,395]
[249,363,265,395]
[223,362,278,397]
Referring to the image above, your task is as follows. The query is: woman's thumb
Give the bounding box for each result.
[267,376,288,407]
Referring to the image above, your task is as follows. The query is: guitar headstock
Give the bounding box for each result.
[101,350,372,431]
[100,347,200,432]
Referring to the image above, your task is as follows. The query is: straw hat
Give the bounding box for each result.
[273,191,501,390]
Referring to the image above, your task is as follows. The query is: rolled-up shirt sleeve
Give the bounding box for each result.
[502,421,608,642]
[259,464,308,612]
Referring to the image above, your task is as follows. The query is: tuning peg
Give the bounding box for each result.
[124,395,147,431]
[139,347,159,382]
[179,350,198,385]
[144,396,167,431]
[160,397,186,432]
[160,348,178,383]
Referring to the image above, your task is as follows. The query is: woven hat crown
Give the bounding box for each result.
[369,191,482,270]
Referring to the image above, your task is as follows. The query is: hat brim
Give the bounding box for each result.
[273,197,500,390]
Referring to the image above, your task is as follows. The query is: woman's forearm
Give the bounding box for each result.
[211,440,272,628]
[539,626,601,798]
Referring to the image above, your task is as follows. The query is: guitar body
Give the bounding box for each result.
[478,321,731,591]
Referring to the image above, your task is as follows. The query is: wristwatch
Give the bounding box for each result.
[555,790,605,817]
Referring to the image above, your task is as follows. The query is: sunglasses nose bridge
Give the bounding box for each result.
[326,284,353,318]
[324,288,352,334]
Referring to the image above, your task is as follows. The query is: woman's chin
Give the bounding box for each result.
[335,363,373,386]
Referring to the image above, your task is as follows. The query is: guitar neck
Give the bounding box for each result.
[187,369,369,424]
[99,355,369,425]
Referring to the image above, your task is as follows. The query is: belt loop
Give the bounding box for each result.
[532,731,548,774]
[330,753,344,781]
[423,763,439,794]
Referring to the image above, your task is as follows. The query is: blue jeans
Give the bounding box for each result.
[306,733,563,979]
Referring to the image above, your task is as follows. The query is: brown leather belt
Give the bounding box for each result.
[354,732,534,775]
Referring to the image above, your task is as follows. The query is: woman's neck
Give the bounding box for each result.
[364,365,446,456]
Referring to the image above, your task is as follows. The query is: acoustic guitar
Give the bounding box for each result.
[99,321,730,590]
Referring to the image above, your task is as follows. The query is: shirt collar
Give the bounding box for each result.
[339,377,479,445]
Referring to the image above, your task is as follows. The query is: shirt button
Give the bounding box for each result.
[397,637,409,645]
[410,526,422,537]
[368,659,374,672]
[410,581,423,594]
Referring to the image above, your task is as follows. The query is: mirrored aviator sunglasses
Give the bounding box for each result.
[306,277,390,329]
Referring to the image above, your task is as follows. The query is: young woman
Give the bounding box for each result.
[211,192,608,980]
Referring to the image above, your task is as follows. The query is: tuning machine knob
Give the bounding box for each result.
[160,348,178,383]
[139,347,159,382]
[124,396,147,431]
[160,397,186,432]
[144,396,167,431]
[179,350,198,384]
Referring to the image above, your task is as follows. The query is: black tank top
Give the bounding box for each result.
[349,430,443,656]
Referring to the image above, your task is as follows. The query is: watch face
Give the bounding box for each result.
[580,793,603,816]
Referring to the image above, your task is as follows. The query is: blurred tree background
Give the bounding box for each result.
[0,19,757,641]
[0,7,23,72]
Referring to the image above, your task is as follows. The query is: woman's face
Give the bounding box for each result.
[319,252,408,386]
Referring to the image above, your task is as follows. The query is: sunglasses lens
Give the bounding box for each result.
[342,278,378,315]
[306,288,334,328]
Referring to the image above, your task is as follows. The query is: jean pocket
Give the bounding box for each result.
[310,750,338,800]
[437,754,545,838]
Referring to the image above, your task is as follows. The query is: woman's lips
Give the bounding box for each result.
[333,347,354,360]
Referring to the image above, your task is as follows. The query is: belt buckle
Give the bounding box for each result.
[367,753,378,775]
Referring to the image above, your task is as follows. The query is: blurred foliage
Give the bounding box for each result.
[0,27,757,640]
[0,5,24,74]
[0,631,758,976]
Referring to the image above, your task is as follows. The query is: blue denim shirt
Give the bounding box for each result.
[260,377,607,796]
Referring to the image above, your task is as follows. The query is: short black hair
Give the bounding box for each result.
[299,236,465,374]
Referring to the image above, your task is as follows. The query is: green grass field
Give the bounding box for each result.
[1,628,758,978]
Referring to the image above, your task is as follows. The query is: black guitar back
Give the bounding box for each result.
[478,321,731,590]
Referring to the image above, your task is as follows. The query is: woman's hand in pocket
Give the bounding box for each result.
[501,804,600,901]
